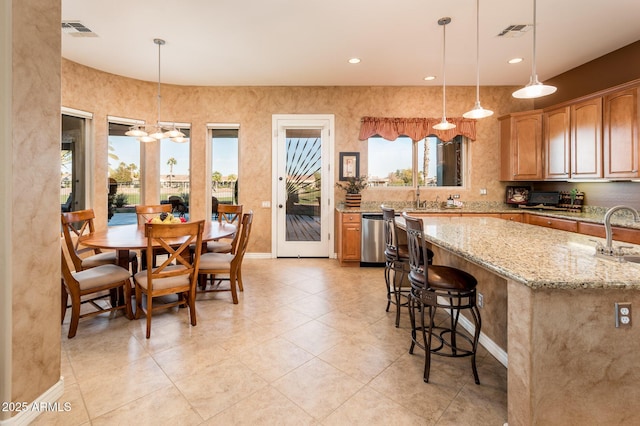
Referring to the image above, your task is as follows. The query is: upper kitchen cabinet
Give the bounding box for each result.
[571,97,603,179]
[500,110,543,181]
[603,86,639,178]
[544,106,571,180]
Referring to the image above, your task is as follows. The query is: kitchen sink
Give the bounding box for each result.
[623,256,640,264]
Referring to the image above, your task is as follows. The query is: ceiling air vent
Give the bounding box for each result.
[62,21,98,37]
[497,24,531,38]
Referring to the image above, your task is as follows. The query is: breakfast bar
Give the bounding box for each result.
[397,215,640,425]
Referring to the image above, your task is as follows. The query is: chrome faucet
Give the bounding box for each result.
[603,205,640,255]
[416,185,421,209]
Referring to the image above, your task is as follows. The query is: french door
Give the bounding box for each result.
[272,115,334,257]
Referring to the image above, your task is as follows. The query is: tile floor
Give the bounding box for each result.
[37,258,507,425]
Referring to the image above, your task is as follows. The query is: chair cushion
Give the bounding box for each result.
[82,251,136,269]
[206,240,233,253]
[199,252,232,270]
[72,264,131,291]
[134,265,191,291]
[420,265,477,291]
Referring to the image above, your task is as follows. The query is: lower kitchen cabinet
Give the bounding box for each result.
[577,221,640,245]
[525,214,578,232]
[337,212,361,266]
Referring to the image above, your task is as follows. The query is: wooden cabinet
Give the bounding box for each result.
[571,97,603,179]
[603,86,639,178]
[544,106,571,180]
[501,213,523,222]
[577,221,640,245]
[525,214,578,232]
[337,212,361,266]
[500,111,544,181]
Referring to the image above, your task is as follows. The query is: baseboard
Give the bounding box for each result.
[243,252,272,259]
[0,377,64,426]
[439,303,509,368]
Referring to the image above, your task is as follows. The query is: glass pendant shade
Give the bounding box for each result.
[138,135,157,143]
[125,128,148,137]
[512,0,557,99]
[463,0,493,119]
[164,128,185,139]
[433,17,456,131]
[512,74,557,99]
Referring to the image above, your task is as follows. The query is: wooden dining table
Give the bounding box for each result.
[82,220,237,270]
[81,221,236,313]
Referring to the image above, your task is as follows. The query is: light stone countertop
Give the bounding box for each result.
[395,215,640,290]
[336,201,640,230]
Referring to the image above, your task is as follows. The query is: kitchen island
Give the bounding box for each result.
[396,215,640,426]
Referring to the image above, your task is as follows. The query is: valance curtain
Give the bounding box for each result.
[358,116,477,143]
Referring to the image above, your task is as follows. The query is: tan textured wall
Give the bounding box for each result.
[62,59,530,253]
[10,0,61,410]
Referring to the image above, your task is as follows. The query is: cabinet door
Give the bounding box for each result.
[544,106,571,180]
[501,213,523,222]
[500,111,543,180]
[571,97,602,178]
[604,87,639,178]
[526,214,578,232]
[342,223,361,260]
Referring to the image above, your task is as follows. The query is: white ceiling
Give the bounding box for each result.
[61,0,640,87]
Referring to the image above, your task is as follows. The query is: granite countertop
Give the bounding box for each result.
[395,215,640,290]
[336,201,640,230]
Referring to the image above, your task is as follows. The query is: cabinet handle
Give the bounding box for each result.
[547,221,552,225]
[633,170,638,173]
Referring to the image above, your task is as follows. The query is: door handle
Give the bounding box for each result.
[279,204,283,208]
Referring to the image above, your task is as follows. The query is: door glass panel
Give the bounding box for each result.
[285,129,322,241]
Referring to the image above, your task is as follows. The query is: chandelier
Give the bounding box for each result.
[125,38,187,143]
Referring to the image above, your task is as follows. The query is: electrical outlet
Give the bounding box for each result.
[478,293,484,308]
[480,188,487,195]
[615,302,632,328]
[452,194,460,199]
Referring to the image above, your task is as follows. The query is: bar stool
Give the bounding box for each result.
[402,213,481,384]
[381,206,433,327]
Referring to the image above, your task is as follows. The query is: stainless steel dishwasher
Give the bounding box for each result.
[360,213,386,266]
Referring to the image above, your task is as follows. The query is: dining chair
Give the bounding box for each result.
[198,211,253,304]
[61,247,133,338]
[133,220,204,338]
[61,209,138,273]
[206,204,243,253]
[135,204,173,269]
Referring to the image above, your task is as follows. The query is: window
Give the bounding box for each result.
[160,128,191,216]
[61,113,88,213]
[108,121,141,225]
[210,128,239,218]
[368,135,464,187]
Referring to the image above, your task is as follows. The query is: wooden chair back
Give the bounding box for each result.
[143,220,204,292]
[135,204,172,225]
[217,204,243,250]
[61,209,101,271]
[232,211,253,270]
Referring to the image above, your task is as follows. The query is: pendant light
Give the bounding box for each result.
[512,0,557,99]
[463,0,493,119]
[125,38,187,142]
[433,17,456,131]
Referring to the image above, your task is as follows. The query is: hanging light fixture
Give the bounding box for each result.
[125,38,187,142]
[463,0,493,119]
[433,17,456,131]
[512,0,557,99]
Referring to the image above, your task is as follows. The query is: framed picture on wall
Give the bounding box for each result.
[339,152,359,180]
[505,185,531,205]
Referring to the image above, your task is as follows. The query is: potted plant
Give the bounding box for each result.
[336,175,368,208]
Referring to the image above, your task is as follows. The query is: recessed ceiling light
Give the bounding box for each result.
[424,76,436,81]
[508,57,524,64]
[348,58,361,64]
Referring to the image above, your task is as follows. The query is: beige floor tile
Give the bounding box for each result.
[172,357,269,420]
[91,385,203,426]
[30,383,89,426]
[281,319,349,356]
[236,336,315,382]
[202,386,317,425]
[322,386,428,426]
[53,258,507,425]
[272,358,364,420]
[77,356,172,419]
